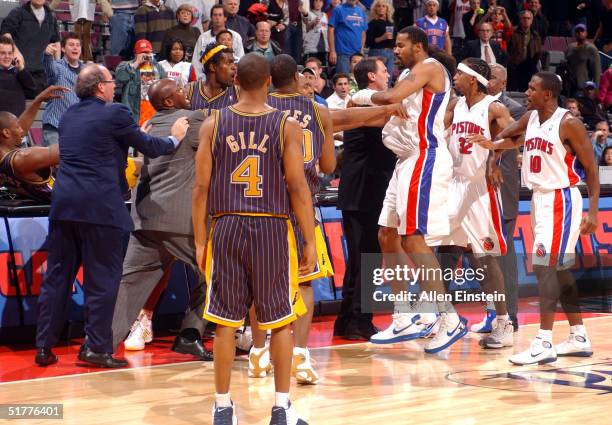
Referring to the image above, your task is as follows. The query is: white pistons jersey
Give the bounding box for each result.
[448,95,497,180]
[522,107,585,191]
[382,58,451,158]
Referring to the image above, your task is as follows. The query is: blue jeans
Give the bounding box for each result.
[42,124,59,147]
[110,10,135,58]
[335,53,352,74]
[368,48,395,84]
[285,22,303,63]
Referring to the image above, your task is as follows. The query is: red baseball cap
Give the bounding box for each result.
[134,39,153,54]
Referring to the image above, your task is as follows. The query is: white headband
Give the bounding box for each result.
[458,63,489,87]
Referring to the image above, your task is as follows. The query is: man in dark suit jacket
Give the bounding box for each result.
[487,63,526,330]
[460,22,507,66]
[35,64,189,368]
[335,58,396,340]
[111,79,212,361]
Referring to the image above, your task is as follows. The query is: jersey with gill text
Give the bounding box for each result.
[448,94,497,180]
[522,107,585,191]
[382,57,451,158]
[267,92,324,195]
[209,106,291,216]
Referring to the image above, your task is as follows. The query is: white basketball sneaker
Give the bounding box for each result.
[470,309,497,333]
[292,348,319,385]
[269,401,308,425]
[556,333,593,357]
[369,313,429,344]
[424,314,468,354]
[509,336,557,365]
[248,345,272,378]
[236,326,253,352]
[480,318,514,349]
[212,402,237,425]
[124,315,153,351]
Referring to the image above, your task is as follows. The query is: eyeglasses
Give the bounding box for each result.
[100,80,115,84]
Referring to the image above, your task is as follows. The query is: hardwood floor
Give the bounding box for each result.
[1,316,611,424]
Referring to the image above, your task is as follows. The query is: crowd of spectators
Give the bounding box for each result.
[0,0,611,181]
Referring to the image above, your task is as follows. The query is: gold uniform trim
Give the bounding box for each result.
[227,105,277,117]
[297,223,334,284]
[210,109,220,156]
[311,100,325,138]
[198,82,228,103]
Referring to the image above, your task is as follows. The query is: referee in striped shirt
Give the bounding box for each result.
[41,33,84,147]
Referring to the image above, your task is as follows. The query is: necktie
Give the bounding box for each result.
[484,44,492,64]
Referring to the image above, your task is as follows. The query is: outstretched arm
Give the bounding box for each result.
[12,145,59,178]
[18,85,69,133]
[331,104,405,131]
[315,104,337,174]
[192,114,215,273]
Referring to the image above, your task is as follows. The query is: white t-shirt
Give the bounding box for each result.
[452,0,471,38]
[31,5,45,24]
[159,60,194,86]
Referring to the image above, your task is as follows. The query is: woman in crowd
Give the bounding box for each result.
[366,0,395,82]
[303,0,329,66]
[601,146,612,166]
[267,0,289,53]
[158,39,196,87]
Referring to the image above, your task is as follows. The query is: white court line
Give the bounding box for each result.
[1,315,610,386]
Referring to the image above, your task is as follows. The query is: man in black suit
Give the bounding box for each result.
[460,22,507,66]
[35,64,189,368]
[335,57,397,340]
[487,63,526,330]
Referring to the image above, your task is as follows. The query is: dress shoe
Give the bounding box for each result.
[344,321,379,341]
[35,348,58,366]
[78,346,128,368]
[510,315,519,332]
[171,335,213,361]
[333,315,352,337]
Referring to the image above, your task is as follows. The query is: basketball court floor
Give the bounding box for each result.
[1,307,610,424]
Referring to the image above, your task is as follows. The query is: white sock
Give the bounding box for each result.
[570,325,586,336]
[437,301,456,314]
[537,329,553,341]
[443,311,460,327]
[250,344,268,355]
[497,314,509,322]
[275,392,289,409]
[394,300,411,314]
[293,346,307,356]
[486,301,495,310]
[215,393,232,408]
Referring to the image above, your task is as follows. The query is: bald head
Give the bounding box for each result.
[0,111,16,132]
[0,111,22,147]
[149,79,177,110]
[488,63,507,95]
[76,64,113,101]
[236,52,270,90]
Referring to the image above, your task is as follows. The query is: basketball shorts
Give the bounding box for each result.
[291,210,334,284]
[378,148,453,236]
[531,187,582,269]
[203,215,306,330]
[426,175,507,256]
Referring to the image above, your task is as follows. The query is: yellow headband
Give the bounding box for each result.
[201,44,228,66]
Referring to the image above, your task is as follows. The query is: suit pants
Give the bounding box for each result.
[339,210,381,324]
[36,220,127,353]
[111,230,206,351]
[497,218,518,316]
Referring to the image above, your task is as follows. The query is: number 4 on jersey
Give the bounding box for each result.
[231,155,263,197]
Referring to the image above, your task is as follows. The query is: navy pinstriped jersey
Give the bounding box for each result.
[209,106,291,216]
[0,149,53,202]
[267,92,324,195]
[188,81,240,113]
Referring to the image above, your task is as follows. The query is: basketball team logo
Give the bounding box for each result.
[482,237,495,251]
[536,243,547,257]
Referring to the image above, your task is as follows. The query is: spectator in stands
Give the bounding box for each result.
[267,0,290,53]
[216,29,234,49]
[109,0,139,58]
[526,0,548,42]
[0,0,60,94]
[158,39,196,86]
[192,5,244,78]
[487,5,512,52]
[160,4,202,62]
[302,66,329,105]
[592,120,612,163]
[507,9,542,91]
[247,21,282,61]
[565,97,585,122]
[367,0,396,79]
[601,145,612,166]
[449,0,472,54]
[542,0,571,36]
[0,86,68,202]
[223,0,255,50]
[416,0,452,55]
[461,0,485,41]
[304,56,334,98]
[566,23,602,91]
[42,33,84,147]
[50,0,113,63]
[329,0,367,74]
[286,0,306,63]
[0,36,36,117]
[165,0,213,33]
[578,81,608,129]
[600,66,612,112]
[135,0,176,55]
[303,0,329,66]
[593,0,612,48]
[349,53,363,93]
[460,21,507,65]
[326,73,351,109]
[116,39,167,124]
